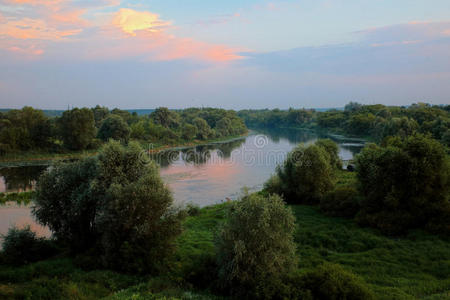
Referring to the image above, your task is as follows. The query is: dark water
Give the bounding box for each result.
[0,128,364,238]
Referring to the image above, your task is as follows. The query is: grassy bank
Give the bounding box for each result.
[0,134,248,168]
[1,201,448,299]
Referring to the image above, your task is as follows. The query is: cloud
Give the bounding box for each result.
[357,21,450,45]
[0,3,243,62]
[0,18,81,39]
[112,8,171,36]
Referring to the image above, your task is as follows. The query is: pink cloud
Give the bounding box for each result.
[0,18,81,39]
[0,4,244,63]
[103,8,244,62]
[8,44,44,55]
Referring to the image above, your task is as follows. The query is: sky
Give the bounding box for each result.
[0,0,450,109]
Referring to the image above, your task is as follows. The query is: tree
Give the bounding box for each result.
[92,105,109,128]
[181,123,197,140]
[216,193,297,299]
[97,162,183,273]
[150,107,180,129]
[34,140,184,272]
[355,134,450,235]
[97,114,131,142]
[33,157,99,250]
[193,117,212,140]
[58,108,96,150]
[316,139,342,169]
[0,107,53,152]
[268,143,335,204]
[215,117,232,137]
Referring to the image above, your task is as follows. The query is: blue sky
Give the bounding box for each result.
[0,0,449,109]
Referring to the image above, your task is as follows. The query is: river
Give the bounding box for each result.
[0,128,365,239]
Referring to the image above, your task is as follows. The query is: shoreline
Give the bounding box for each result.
[0,133,249,168]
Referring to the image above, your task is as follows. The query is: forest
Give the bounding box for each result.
[0,106,248,158]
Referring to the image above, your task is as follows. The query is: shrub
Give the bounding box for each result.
[298,263,375,300]
[1,226,57,266]
[216,193,297,299]
[320,186,361,218]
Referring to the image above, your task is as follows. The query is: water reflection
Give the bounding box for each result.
[0,165,47,193]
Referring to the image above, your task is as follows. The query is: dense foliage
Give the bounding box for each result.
[3,203,449,299]
[295,263,375,300]
[33,141,184,273]
[265,140,337,204]
[216,193,297,299]
[34,157,99,250]
[58,108,96,150]
[238,103,450,146]
[355,134,450,235]
[0,226,57,266]
[0,106,247,156]
[97,115,130,142]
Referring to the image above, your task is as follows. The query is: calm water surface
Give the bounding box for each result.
[0,128,364,238]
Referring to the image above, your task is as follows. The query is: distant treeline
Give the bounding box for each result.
[0,108,156,117]
[238,103,450,146]
[0,106,247,155]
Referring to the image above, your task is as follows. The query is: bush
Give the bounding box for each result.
[297,263,375,300]
[320,186,361,218]
[1,226,57,266]
[216,193,297,299]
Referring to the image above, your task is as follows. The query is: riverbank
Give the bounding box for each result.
[0,133,249,168]
[1,201,448,299]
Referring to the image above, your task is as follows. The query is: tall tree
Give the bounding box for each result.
[58,108,96,150]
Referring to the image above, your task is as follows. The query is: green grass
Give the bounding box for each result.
[1,202,449,299]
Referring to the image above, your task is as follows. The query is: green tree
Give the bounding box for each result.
[268,143,335,204]
[34,141,185,272]
[92,105,109,128]
[193,117,212,140]
[150,107,180,129]
[58,108,96,150]
[0,107,53,152]
[130,120,146,139]
[181,123,198,140]
[215,117,232,137]
[316,139,342,169]
[355,134,450,235]
[33,157,100,250]
[98,114,131,142]
[94,141,184,273]
[216,193,297,299]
